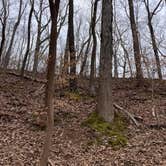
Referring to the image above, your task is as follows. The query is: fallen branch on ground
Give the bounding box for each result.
[113,103,140,127]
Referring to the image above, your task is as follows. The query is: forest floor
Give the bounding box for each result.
[0,71,166,166]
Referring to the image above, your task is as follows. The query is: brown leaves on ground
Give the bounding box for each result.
[0,72,166,165]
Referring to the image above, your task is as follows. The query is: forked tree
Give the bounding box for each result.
[97,0,114,123]
[3,0,24,68]
[89,0,100,95]
[39,0,60,166]
[143,0,163,79]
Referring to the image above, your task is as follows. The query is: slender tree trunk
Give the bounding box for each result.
[113,47,119,78]
[17,37,25,70]
[32,0,43,77]
[123,57,127,78]
[33,31,41,76]
[68,0,77,91]
[62,34,69,75]
[39,0,60,166]
[20,0,34,77]
[80,36,91,76]
[143,0,163,79]
[97,0,114,123]
[0,0,7,63]
[122,44,133,78]
[148,15,162,79]
[89,0,99,95]
[142,53,151,78]
[128,0,143,80]
[3,0,23,68]
[26,35,34,71]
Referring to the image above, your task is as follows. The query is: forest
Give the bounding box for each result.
[0,0,166,165]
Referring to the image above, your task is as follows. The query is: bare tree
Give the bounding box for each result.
[115,22,133,77]
[3,0,25,68]
[68,0,77,91]
[143,0,164,79]
[89,0,100,95]
[79,3,93,76]
[20,0,34,77]
[128,0,143,81]
[39,0,60,165]
[32,0,44,77]
[97,0,114,122]
[0,0,8,62]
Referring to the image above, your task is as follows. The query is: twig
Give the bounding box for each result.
[113,103,139,127]
[48,159,54,166]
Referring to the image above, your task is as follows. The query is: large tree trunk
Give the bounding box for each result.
[97,0,114,123]
[39,0,60,166]
[68,0,77,91]
[89,0,99,95]
[20,0,34,77]
[128,0,143,80]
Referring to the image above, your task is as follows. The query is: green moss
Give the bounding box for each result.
[82,112,128,148]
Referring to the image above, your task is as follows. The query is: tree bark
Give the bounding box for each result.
[89,0,99,95]
[68,0,77,91]
[143,0,162,79]
[79,37,91,76]
[3,0,23,68]
[97,0,114,123]
[32,0,43,77]
[0,0,8,63]
[20,0,34,77]
[62,32,69,75]
[39,0,60,166]
[128,0,143,80]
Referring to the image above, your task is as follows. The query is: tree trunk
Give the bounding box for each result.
[128,0,143,80]
[143,0,163,79]
[123,56,127,78]
[147,10,162,79]
[3,0,23,69]
[113,47,119,78]
[68,0,77,91]
[26,35,34,71]
[80,5,93,77]
[62,33,69,76]
[80,36,91,76]
[32,0,43,77]
[97,0,114,123]
[20,0,34,77]
[39,0,60,166]
[0,0,8,63]
[89,0,99,95]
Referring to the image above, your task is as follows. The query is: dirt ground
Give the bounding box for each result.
[0,71,166,166]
